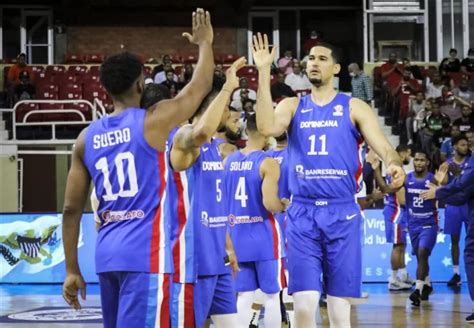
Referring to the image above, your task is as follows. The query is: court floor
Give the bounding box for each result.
[0,283,471,327]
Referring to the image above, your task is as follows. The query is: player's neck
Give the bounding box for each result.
[310,83,337,106]
[414,170,428,179]
[111,99,140,114]
[242,139,264,154]
[453,153,465,163]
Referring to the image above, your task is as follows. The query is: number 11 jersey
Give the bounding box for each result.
[84,109,172,274]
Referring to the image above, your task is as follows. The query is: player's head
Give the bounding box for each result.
[396,144,411,165]
[246,113,267,148]
[191,90,221,123]
[453,134,469,157]
[140,83,171,109]
[306,42,342,87]
[221,106,241,142]
[100,52,144,105]
[413,151,430,173]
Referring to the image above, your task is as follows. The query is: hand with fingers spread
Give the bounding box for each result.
[63,272,86,310]
[251,32,277,70]
[434,161,449,185]
[421,182,439,201]
[182,8,213,46]
[223,57,247,91]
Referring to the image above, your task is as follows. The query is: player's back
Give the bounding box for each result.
[405,172,438,228]
[288,93,364,200]
[224,150,285,262]
[84,108,171,274]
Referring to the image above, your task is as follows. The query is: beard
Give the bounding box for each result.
[309,78,322,86]
[225,128,241,142]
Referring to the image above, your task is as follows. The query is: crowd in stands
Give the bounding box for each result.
[376,50,474,170]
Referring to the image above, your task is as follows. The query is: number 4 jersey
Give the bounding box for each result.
[83,109,172,274]
[224,150,285,262]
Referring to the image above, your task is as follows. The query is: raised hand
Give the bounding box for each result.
[223,57,247,91]
[421,182,438,200]
[63,273,86,310]
[182,8,213,46]
[435,162,449,184]
[251,33,277,70]
[387,164,406,189]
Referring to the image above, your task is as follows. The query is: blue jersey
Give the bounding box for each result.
[84,109,172,274]
[167,135,229,282]
[448,156,470,182]
[266,147,290,199]
[287,93,364,200]
[405,172,438,227]
[225,150,285,262]
[383,176,403,223]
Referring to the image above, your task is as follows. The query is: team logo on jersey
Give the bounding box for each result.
[295,165,305,178]
[201,211,209,227]
[102,210,144,224]
[333,105,343,116]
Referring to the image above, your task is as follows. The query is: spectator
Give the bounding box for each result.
[277,49,294,75]
[419,100,451,153]
[270,72,296,101]
[151,54,172,79]
[178,63,194,88]
[13,71,35,104]
[285,61,311,92]
[348,62,373,103]
[213,63,226,90]
[403,58,423,80]
[232,77,256,101]
[7,53,33,86]
[231,88,253,111]
[467,130,474,153]
[453,79,474,103]
[453,105,474,132]
[461,48,474,72]
[391,69,422,135]
[160,69,180,94]
[242,98,255,116]
[440,48,461,73]
[154,62,178,84]
[440,87,463,121]
[440,124,462,162]
[425,71,445,99]
[407,91,426,144]
[381,52,404,89]
[303,30,321,55]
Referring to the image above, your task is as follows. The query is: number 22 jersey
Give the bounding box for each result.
[405,172,438,228]
[84,109,172,274]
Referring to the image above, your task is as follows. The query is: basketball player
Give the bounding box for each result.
[251,33,405,327]
[373,145,413,290]
[61,9,214,327]
[443,135,471,287]
[405,151,439,306]
[421,154,474,323]
[167,57,245,328]
[225,114,288,328]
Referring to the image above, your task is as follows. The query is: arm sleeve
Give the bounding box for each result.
[443,190,470,205]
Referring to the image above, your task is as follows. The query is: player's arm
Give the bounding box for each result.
[225,230,240,277]
[144,9,214,151]
[396,187,406,206]
[351,98,405,189]
[260,157,287,213]
[62,129,90,310]
[252,33,294,137]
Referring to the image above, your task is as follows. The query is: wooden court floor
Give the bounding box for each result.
[0,283,471,327]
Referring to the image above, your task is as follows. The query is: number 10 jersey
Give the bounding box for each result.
[84,109,172,274]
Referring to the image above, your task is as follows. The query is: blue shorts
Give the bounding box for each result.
[98,272,171,328]
[384,208,407,244]
[194,273,237,328]
[286,197,362,298]
[408,225,438,256]
[235,259,286,294]
[444,204,469,236]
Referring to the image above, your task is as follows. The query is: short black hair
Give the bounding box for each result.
[246,113,258,132]
[100,52,143,97]
[140,83,171,109]
[452,134,468,146]
[191,90,220,121]
[450,48,458,53]
[414,149,429,159]
[396,144,410,153]
[312,41,342,63]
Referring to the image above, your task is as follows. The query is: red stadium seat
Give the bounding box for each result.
[64,102,91,121]
[247,76,258,91]
[59,83,83,100]
[83,82,107,103]
[15,103,40,122]
[44,66,66,80]
[217,53,239,64]
[40,103,65,121]
[168,54,182,63]
[65,53,84,64]
[89,66,101,76]
[84,53,105,64]
[182,53,198,64]
[37,83,59,100]
[83,74,101,84]
[31,65,45,74]
[237,66,257,77]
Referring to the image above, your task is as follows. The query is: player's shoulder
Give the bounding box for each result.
[276,96,300,112]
